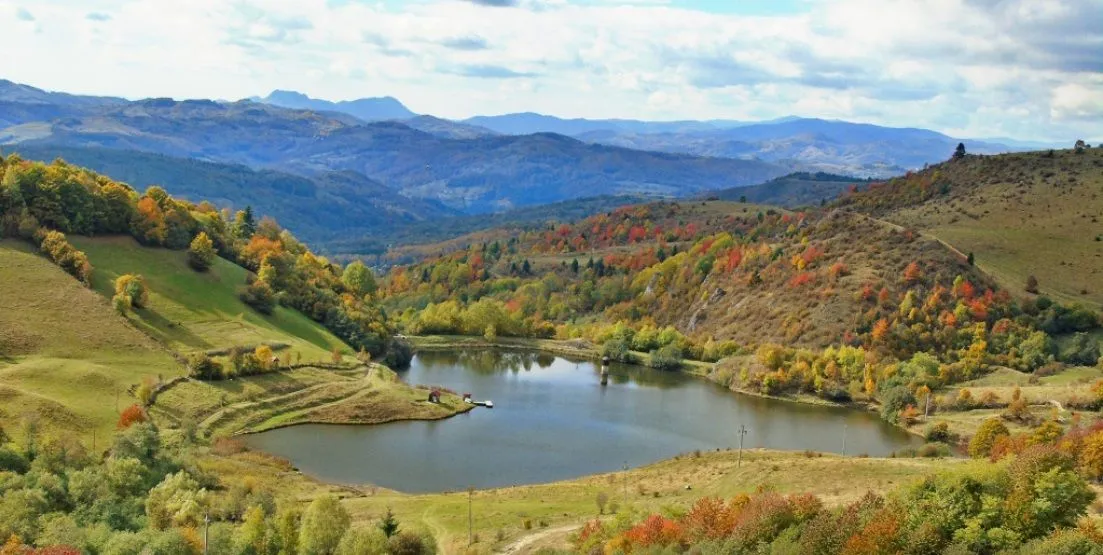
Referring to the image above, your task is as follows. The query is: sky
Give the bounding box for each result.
[1,0,1101,142]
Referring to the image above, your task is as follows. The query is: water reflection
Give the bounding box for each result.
[245,350,919,493]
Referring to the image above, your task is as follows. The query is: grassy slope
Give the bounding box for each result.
[207,445,952,555]
[70,236,348,360]
[0,240,181,437]
[871,149,1103,309]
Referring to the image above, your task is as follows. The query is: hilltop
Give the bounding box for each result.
[256,89,416,121]
[841,147,1103,309]
[707,172,872,208]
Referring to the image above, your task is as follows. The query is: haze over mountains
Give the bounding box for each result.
[0,79,1063,255]
[255,90,1042,177]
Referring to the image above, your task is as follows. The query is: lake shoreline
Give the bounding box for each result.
[407,334,900,429]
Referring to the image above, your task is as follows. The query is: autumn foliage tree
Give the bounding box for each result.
[117,404,147,429]
[969,417,1009,458]
[114,274,150,309]
[187,231,216,272]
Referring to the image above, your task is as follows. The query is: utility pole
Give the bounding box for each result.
[203,512,209,555]
[737,424,749,467]
[467,486,474,546]
[841,423,848,457]
[622,461,628,506]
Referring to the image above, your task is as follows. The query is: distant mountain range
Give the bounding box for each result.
[0,79,1063,249]
[0,82,784,215]
[249,89,1051,177]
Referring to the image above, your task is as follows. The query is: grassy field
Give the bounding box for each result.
[206,445,954,555]
[881,149,1103,309]
[904,364,1103,438]
[71,236,349,360]
[0,240,182,438]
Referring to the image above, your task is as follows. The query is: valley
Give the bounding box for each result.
[0,87,1101,554]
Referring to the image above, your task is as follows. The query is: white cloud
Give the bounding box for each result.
[0,0,1099,141]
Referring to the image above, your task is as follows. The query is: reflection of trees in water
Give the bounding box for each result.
[606,362,687,389]
[414,349,690,389]
[416,350,541,374]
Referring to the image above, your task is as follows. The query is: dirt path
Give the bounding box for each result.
[499,524,578,554]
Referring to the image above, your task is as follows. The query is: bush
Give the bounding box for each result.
[925,422,955,443]
[879,386,916,423]
[916,442,952,458]
[648,344,683,371]
[239,280,276,314]
[114,274,150,309]
[1062,333,1101,366]
[187,353,223,380]
[117,404,148,429]
[0,446,29,473]
[187,232,216,272]
[383,337,414,369]
[602,338,632,363]
[969,418,1009,458]
[39,230,93,284]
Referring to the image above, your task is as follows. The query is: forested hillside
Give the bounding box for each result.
[10,145,458,249]
[0,154,405,362]
[382,184,1102,417]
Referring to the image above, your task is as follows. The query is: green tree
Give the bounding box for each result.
[649,344,683,371]
[187,231,216,272]
[145,471,207,530]
[342,261,377,297]
[602,338,631,363]
[969,418,1009,458]
[336,527,388,555]
[237,505,269,555]
[953,143,966,159]
[233,206,257,239]
[300,494,351,555]
[275,502,302,555]
[379,508,400,538]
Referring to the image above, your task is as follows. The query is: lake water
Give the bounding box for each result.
[244,350,919,492]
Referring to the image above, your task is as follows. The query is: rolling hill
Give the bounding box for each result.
[841,148,1103,309]
[0,240,181,437]
[707,172,873,208]
[10,145,459,248]
[70,236,350,360]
